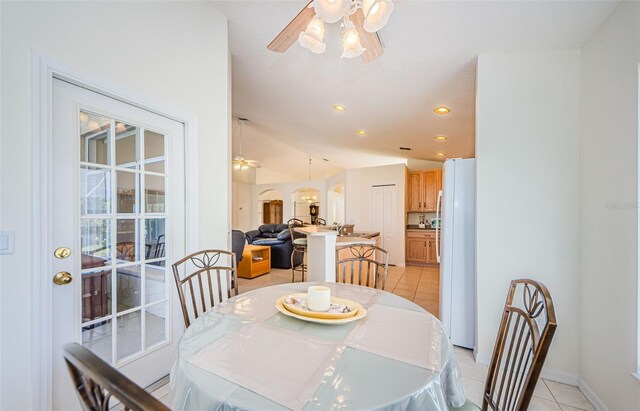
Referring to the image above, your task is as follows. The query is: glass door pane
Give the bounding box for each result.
[79,110,169,365]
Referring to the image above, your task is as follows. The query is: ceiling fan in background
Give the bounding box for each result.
[233,118,261,171]
[267,0,395,63]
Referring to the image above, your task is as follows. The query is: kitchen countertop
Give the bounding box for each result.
[336,230,380,246]
[406,225,437,231]
[294,227,380,246]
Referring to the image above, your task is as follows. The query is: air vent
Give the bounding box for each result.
[323,158,329,162]
[399,146,412,151]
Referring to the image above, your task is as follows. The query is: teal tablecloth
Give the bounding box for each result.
[170,282,466,410]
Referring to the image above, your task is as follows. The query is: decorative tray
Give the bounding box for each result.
[275,294,367,325]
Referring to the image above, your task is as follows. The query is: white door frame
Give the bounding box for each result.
[30,51,200,410]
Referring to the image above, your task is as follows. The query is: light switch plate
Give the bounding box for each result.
[0,231,15,255]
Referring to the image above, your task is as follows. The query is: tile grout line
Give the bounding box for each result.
[542,379,562,408]
[542,378,591,411]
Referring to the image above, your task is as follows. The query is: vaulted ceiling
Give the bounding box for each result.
[215,0,618,173]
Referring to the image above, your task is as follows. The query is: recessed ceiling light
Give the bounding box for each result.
[434,106,450,115]
[436,152,446,157]
[333,105,346,112]
[356,130,367,136]
[434,135,447,141]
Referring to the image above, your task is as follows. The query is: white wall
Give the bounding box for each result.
[345,164,407,266]
[326,171,347,224]
[232,168,255,232]
[407,159,444,171]
[232,182,254,232]
[257,167,303,185]
[232,166,256,184]
[476,50,581,380]
[0,2,230,409]
[579,2,640,409]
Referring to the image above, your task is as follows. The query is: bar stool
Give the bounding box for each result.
[288,218,307,282]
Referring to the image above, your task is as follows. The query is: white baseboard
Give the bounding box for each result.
[577,378,609,411]
[474,354,578,386]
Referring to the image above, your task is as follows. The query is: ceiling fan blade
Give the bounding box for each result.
[351,8,384,63]
[267,1,315,53]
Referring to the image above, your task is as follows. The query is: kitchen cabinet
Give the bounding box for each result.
[406,230,440,265]
[406,236,427,262]
[407,169,442,212]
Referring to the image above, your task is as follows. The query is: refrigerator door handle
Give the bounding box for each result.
[436,189,443,263]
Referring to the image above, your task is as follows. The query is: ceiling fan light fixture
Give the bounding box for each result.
[311,0,351,23]
[362,0,394,33]
[298,17,327,54]
[341,26,366,59]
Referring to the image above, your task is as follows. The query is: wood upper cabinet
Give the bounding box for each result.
[423,170,442,212]
[407,172,423,211]
[407,169,442,212]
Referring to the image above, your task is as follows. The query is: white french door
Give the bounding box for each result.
[50,79,185,410]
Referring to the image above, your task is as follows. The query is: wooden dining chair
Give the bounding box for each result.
[480,279,557,411]
[62,342,169,411]
[172,249,238,328]
[335,244,389,289]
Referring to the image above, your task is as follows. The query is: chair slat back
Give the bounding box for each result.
[483,279,557,411]
[287,218,306,242]
[172,249,238,328]
[335,244,389,289]
[62,343,169,411]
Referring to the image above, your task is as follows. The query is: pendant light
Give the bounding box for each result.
[298,17,327,54]
[310,0,351,23]
[341,19,366,59]
[233,118,249,171]
[301,157,318,204]
[362,0,395,33]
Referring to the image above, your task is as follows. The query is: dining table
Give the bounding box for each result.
[170,282,468,410]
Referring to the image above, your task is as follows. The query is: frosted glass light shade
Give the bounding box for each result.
[341,27,366,59]
[362,0,394,32]
[298,18,327,54]
[311,0,351,23]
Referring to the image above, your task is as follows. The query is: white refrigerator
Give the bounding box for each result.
[436,158,476,349]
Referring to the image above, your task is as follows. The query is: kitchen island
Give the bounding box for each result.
[294,227,380,282]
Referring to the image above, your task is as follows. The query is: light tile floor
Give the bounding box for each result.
[151,265,596,410]
[454,346,595,410]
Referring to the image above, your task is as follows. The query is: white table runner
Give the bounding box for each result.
[188,323,345,410]
[345,303,443,371]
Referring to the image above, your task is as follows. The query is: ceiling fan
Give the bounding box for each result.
[232,118,261,170]
[267,0,395,63]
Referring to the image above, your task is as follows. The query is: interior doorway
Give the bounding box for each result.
[259,189,283,224]
[292,188,320,224]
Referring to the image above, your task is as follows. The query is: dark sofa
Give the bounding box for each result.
[245,224,303,269]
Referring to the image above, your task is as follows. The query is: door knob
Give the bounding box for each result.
[53,271,73,285]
